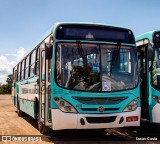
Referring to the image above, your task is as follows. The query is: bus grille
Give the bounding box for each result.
[72,96,127,105]
[81,108,119,112]
[86,116,116,123]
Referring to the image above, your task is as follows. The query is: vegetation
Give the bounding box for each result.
[0,74,13,94]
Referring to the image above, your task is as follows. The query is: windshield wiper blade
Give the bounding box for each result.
[76,40,88,82]
[109,43,121,76]
[76,40,86,66]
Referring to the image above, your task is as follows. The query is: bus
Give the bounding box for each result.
[136,31,160,123]
[12,22,140,134]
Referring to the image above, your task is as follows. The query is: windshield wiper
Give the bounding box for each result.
[76,40,88,81]
[109,43,121,76]
[76,40,86,66]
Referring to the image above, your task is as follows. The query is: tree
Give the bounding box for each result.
[6,74,13,84]
[0,86,4,94]
[0,74,13,94]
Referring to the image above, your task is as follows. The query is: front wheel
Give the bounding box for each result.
[36,101,51,134]
[37,114,51,134]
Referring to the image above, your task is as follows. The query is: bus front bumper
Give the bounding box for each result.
[51,107,141,130]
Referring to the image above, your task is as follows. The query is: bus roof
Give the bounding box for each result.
[34,22,134,48]
[135,30,159,42]
[14,22,134,68]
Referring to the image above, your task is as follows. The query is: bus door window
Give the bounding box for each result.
[152,48,160,86]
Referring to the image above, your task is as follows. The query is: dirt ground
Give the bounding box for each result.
[0,95,52,144]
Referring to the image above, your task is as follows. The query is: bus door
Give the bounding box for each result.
[138,44,149,119]
[39,48,51,126]
[39,44,52,127]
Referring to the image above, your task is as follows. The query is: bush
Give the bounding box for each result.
[0,84,11,94]
[0,74,12,94]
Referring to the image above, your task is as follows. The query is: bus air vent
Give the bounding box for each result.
[72,96,127,105]
[81,108,119,112]
[86,116,116,123]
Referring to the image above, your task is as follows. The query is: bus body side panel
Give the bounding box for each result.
[17,77,39,119]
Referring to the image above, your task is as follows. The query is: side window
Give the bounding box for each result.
[36,48,39,75]
[17,65,19,81]
[25,56,29,79]
[13,66,17,82]
[30,50,36,77]
[21,60,24,80]
[42,51,45,74]
[18,63,21,81]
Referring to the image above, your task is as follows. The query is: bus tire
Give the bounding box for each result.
[17,96,24,117]
[38,119,51,134]
[36,101,51,134]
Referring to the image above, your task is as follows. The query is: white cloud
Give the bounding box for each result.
[0,48,28,84]
[16,48,27,62]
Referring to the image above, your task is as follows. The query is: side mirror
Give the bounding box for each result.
[148,48,155,61]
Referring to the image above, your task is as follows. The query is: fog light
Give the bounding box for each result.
[128,105,132,110]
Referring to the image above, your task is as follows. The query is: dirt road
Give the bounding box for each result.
[0,95,51,144]
[0,95,160,144]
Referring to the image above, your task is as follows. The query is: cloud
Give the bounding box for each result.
[16,48,27,62]
[0,48,28,84]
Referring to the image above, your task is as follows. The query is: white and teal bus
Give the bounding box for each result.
[12,22,140,133]
[136,31,160,123]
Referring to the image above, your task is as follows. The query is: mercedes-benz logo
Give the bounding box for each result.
[99,106,105,112]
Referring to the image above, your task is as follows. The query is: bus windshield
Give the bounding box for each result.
[56,43,138,92]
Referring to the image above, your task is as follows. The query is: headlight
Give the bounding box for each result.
[123,99,138,112]
[54,98,77,113]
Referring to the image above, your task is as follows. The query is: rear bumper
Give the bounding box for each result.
[51,107,141,130]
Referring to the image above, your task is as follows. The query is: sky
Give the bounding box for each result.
[0,0,160,84]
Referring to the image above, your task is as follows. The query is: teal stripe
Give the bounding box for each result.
[28,76,38,83]
[20,80,28,85]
